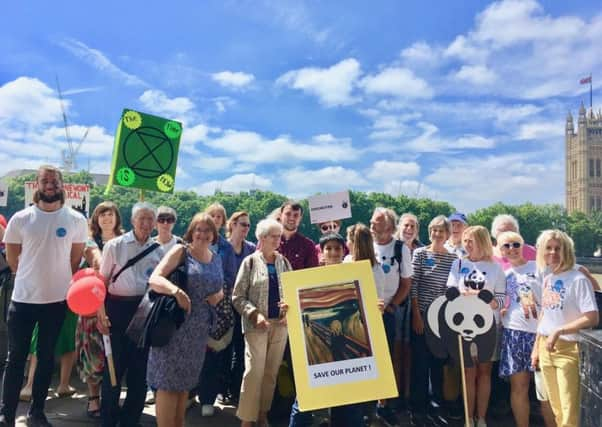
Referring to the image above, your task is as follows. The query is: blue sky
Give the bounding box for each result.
[0,0,600,212]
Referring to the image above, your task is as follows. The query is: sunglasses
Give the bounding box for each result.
[501,242,521,249]
[321,223,338,232]
[157,216,175,224]
[236,222,251,228]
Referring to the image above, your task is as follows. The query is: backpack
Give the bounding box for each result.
[393,239,404,274]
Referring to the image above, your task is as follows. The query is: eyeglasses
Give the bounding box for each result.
[321,223,338,232]
[236,222,251,228]
[501,242,521,249]
[157,216,175,224]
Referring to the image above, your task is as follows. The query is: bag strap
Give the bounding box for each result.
[394,240,404,274]
[111,242,160,284]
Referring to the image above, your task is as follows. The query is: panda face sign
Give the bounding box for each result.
[464,269,487,290]
[443,290,494,342]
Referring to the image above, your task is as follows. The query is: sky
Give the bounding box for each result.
[0,0,600,212]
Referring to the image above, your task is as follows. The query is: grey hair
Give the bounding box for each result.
[374,207,398,231]
[255,218,283,240]
[491,214,520,239]
[157,205,177,220]
[428,215,451,234]
[131,202,157,221]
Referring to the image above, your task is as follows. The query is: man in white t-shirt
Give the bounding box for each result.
[0,165,88,427]
[370,207,413,427]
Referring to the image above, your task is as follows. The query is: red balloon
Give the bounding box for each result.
[71,268,105,286]
[67,276,106,316]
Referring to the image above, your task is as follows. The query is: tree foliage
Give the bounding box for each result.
[2,176,602,256]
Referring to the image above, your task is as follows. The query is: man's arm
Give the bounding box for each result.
[70,243,85,274]
[5,243,21,273]
[391,276,411,306]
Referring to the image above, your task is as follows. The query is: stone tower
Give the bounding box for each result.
[566,103,602,213]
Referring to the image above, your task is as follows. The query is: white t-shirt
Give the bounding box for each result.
[373,239,413,305]
[447,258,506,322]
[445,240,466,258]
[3,205,88,303]
[153,235,181,253]
[344,256,386,300]
[502,261,540,333]
[537,269,598,341]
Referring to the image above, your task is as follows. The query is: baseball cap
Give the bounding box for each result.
[448,212,467,224]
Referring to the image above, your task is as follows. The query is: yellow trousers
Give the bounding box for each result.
[538,336,580,427]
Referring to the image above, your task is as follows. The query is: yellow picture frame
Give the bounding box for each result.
[282,260,397,411]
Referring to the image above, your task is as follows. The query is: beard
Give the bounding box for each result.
[37,189,63,203]
[283,222,297,232]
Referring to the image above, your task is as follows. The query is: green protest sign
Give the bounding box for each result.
[105,109,182,195]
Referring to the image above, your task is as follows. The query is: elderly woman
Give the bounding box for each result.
[197,202,238,415]
[226,211,257,404]
[496,231,539,427]
[154,206,182,252]
[446,225,505,427]
[409,215,457,426]
[491,215,536,269]
[232,218,291,427]
[531,230,599,427]
[148,213,224,427]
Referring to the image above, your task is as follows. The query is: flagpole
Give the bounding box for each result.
[590,74,593,109]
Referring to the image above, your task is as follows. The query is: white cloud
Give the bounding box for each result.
[360,67,433,99]
[366,160,420,181]
[276,58,361,107]
[281,166,368,196]
[425,152,563,212]
[453,65,497,85]
[0,77,63,124]
[192,156,234,172]
[401,122,495,152]
[517,122,563,140]
[212,71,255,88]
[58,38,147,86]
[139,90,195,117]
[193,173,272,195]
[204,130,358,164]
[400,42,440,65]
[382,179,440,200]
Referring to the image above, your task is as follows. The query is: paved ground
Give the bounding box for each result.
[7,375,543,427]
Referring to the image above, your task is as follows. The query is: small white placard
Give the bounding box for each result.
[308,190,351,224]
[0,181,7,207]
[24,181,91,216]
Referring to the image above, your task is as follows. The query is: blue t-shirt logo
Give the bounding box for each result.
[56,227,67,238]
[460,267,470,274]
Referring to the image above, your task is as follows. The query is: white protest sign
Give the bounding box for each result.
[308,190,352,224]
[0,181,7,207]
[24,181,90,216]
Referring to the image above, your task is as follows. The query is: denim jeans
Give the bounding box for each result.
[0,301,66,421]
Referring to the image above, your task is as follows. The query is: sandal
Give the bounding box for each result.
[56,385,76,398]
[87,396,101,419]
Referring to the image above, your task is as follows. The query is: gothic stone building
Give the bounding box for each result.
[566,103,602,214]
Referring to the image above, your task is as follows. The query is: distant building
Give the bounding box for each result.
[566,103,602,214]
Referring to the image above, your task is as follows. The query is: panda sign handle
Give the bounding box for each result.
[458,334,471,427]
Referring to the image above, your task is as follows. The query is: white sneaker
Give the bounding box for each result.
[201,404,215,416]
[476,418,487,427]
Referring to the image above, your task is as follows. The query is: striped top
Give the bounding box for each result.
[411,246,457,312]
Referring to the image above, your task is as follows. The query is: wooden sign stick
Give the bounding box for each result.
[458,334,470,427]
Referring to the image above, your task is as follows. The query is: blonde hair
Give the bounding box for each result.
[226,211,249,238]
[535,229,575,273]
[463,225,493,261]
[204,202,227,230]
[347,223,377,267]
[496,231,524,246]
[428,215,451,235]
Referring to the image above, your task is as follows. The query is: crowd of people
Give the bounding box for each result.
[0,164,599,427]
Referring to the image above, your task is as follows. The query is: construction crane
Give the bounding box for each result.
[56,76,89,172]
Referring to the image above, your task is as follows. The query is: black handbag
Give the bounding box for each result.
[126,245,188,348]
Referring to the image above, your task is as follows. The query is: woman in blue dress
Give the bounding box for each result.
[147,213,224,427]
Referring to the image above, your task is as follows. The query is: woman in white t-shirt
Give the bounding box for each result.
[496,231,539,427]
[531,230,599,427]
[447,226,505,427]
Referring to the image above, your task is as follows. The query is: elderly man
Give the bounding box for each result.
[0,165,88,427]
[444,212,468,258]
[370,207,413,427]
[98,202,163,427]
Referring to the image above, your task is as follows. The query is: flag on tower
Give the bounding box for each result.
[580,76,592,85]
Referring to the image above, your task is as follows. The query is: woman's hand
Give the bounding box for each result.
[278,300,289,316]
[255,313,270,330]
[174,289,191,314]
[546,328,562,352]
[500,308,508,317]
[530,345,539,369]
[206,289,224,306]
[412,310,424,335]
[377,299,385,314]
[96,308,111,335]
